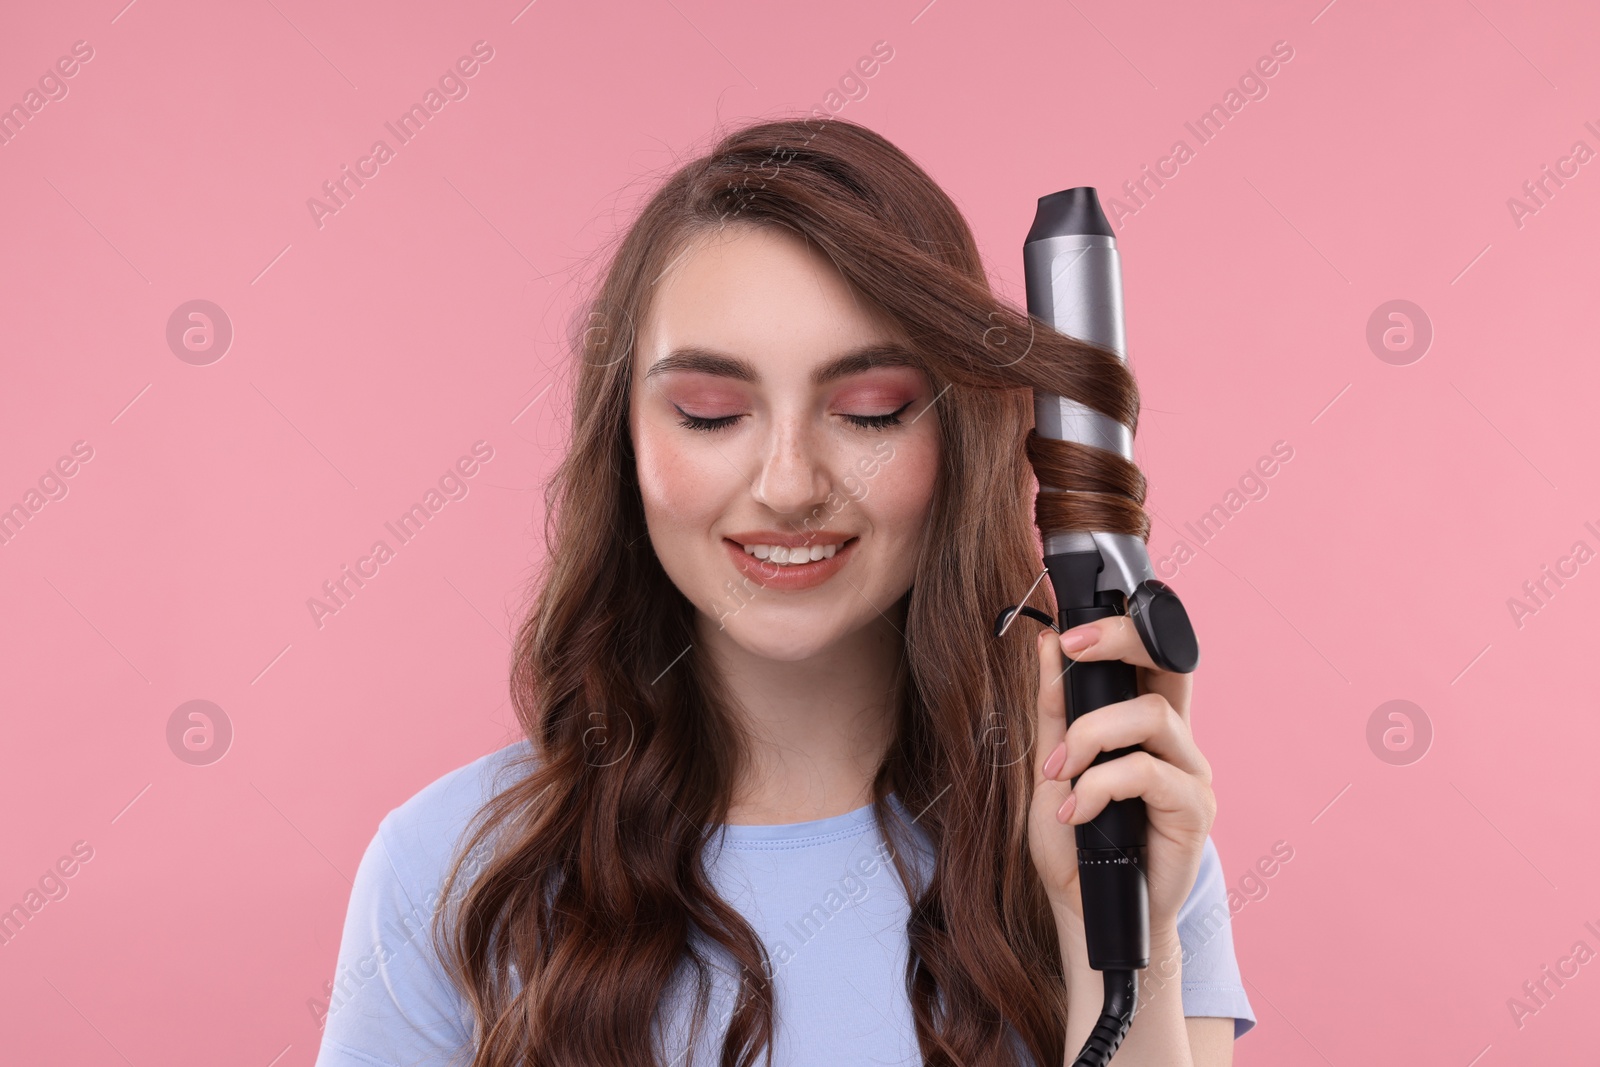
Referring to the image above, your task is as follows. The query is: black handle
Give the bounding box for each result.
[1061,603,1150,971]
[1045,550,1152,972]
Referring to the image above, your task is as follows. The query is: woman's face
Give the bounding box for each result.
[628,223,941,662]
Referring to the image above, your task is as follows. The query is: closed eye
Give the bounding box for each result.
[675,410,741,432]
[844,400,914,431]
[674,400,915,434]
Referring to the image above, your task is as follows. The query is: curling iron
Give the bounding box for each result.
[994,187,1200,1066]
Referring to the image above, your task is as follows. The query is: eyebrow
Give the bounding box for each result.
[643,343,923,387]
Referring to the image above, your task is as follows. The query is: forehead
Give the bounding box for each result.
[635,224,905,376]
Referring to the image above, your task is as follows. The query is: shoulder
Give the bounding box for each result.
[313,739,540,1063]
[376,737,539,892]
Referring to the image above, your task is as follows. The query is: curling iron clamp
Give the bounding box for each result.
[993,187,1199,1067]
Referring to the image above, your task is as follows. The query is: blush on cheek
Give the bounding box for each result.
[632,425,732,524]
[853,431,937,547]
[875,460,937,521]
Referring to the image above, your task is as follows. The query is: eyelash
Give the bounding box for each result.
[675,401,913,434]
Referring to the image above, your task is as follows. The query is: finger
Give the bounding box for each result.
[1057,614,1162,673]
[1060,750,1214,833]
[1055,692,1212,785]
[1058,614,1192,719]
[1035,627,1069,785]
[1138,664,1193,725]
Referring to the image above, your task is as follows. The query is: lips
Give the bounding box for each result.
[722,536,858,592]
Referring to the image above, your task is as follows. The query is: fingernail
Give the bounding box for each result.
[1043,740,1066,779]
[1059,626,1097,653]
[1056,792,1077,823]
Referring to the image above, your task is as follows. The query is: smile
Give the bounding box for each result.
[722,536,858,591]
[738,540,843,563]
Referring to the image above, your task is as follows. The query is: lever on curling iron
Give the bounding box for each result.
[994,576,1199,675]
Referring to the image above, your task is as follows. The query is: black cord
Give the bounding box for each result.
[1070,969,1136,1066]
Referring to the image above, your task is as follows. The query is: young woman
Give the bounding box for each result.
[314,117,1254,1067]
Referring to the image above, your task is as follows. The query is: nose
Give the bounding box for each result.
[749,416,833,517]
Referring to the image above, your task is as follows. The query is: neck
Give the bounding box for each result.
[698,605,905,826]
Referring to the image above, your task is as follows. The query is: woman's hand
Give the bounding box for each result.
[1025,615,1217,941]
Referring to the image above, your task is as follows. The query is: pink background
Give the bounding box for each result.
[2,0,1596,1063]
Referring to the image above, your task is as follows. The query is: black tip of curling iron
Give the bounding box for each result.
[1026,186,1115,244]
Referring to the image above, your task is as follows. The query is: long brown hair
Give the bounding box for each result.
[433,115,1148,1067]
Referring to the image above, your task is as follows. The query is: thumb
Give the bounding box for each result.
[1034,627,1070,785]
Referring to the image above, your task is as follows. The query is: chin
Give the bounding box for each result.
[738,637,834,664]
[713,614,829,660]
[706,598,853,658]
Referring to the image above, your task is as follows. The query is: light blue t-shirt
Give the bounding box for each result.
[313,741,1255,1066]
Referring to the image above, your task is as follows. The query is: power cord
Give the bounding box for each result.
[1070,969,1136,1066]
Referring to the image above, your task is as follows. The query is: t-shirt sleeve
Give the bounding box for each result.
[312,815,476,1067]
[1173,834,1257,1038]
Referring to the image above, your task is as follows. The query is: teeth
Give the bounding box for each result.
[740,541,842,564]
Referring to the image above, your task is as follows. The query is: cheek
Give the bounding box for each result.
[856,430,939,541]
[632,417,728,530]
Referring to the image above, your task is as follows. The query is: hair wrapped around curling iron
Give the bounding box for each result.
[761,165,1151,545]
